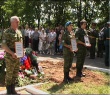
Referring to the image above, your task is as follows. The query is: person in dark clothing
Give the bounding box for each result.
[88,22,98,59]
[103,21,110,67]
[62,21,75,83]
[55,27,61,54]
[32,28,39,52]
[24,25,29,48]
[97,27,105,58]
[75,19,91,77]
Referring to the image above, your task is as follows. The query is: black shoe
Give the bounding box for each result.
[11,84,19,94]
[100,56,103,58]
[67,77,73,81]
[63,79,73,83]
[89,57,95,59]
[81,73,86,77]
[63,79,69,83]
[6,85,12,94]
[97,55,99,57]
[99,54,103,58]
[63,71,73,83]
[105,64,109,67]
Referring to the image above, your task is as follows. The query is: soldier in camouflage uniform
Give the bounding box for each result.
[75,20,91,77]
[62,21,75,83]
[2,16,22,94]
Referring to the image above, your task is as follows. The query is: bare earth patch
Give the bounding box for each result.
[39,60,109,85]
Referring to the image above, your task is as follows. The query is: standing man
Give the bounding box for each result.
[88,21,98,59]
[32,28,39,52]
[103,21,110,67]
[62,21,75,83]
[75,19,91,77]
[55,26,60,54]
[24,24,29,48]
[97,27,104,58]
[39,28,46,54]
[2,16,22,94]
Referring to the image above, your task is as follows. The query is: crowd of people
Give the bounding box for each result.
[19,25,64,55]
[16,21,108,59]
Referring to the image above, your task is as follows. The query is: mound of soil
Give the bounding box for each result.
[39,60,108,85]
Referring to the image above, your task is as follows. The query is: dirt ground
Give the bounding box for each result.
[39,60,109,85]
[0,60,109,92]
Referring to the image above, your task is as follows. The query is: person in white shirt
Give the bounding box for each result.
[38,26,42,34]
[48,29,56,55]
[28,27,35,48]
[24,25,29,48]
[39,28,46,54]
[32,28,39,52]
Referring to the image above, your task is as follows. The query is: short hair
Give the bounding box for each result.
[10,16,19,22]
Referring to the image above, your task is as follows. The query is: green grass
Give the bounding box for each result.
[39,82,110,94]
[39,71,110,94]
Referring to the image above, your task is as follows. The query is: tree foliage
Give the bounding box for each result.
[0,0,109,28]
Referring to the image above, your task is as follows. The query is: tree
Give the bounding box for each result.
[0,0,109,28]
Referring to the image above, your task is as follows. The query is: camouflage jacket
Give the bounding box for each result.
[62,30,73,55]
[2,28,22,49]
[75,28,86,48]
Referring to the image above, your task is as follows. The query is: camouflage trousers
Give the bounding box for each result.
[76,47,86,73]
[5,54,20,85]
[63,53,74,73]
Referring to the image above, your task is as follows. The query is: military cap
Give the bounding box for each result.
[65,21,72,27]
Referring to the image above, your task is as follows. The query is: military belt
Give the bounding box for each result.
[10,48,15,52]
[106,38,110,40]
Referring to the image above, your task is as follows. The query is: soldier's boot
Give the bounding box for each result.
[67,72,73,82]
[63,72,73,83]
[63,72,69,83]
[6,85,12,94]
[11,84,19,95]
[76,70,85,77]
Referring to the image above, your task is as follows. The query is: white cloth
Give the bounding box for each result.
[29,30,35,38]
[38,30,41,34]
[48,32,56,42]
[39,32,46,51]
[24,29,29,36]
[39,32,46,42]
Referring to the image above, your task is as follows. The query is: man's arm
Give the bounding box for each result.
[2,44,14,55]
[62,32,71,50]
[75,30,86,46]
[2,31,17,58]
[76,40,86,46]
